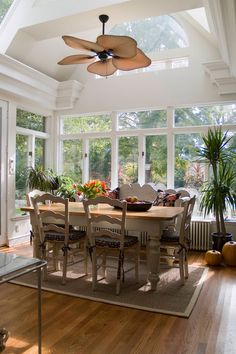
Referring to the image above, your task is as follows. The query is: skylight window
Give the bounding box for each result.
[109,15,189,54]
[187,7,210,32]
[0,0,14,24]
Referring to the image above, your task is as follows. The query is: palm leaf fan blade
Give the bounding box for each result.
[62,35,104,52]
[113,48,151,70]
[87,59,117,76]
[96,35,138,58]
[58,54,96,65]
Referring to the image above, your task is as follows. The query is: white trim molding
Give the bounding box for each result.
[202,60,236,94]
[0,54,83,110]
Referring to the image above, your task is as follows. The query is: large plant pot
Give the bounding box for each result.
[211,232,233,252]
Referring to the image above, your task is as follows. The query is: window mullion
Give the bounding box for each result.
[83,138,89,183]
[111,112,118,189]
[138,134,145,185]
[166,106,174,188]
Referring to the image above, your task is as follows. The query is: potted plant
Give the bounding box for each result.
[27,166,59,192]
[55,175,77,201]
[196,127,236,251]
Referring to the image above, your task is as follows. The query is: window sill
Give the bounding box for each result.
[11,214,30,222]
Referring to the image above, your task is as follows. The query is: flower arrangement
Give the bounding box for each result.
[76,180,108,199]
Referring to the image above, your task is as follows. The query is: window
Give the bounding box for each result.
[16,109,46,132]
[118,136,138,185]
[145,135,167,185]
[175,105,236,127]
[62,139,83,182]
[174,133,204,189]
[15,109,48,214]
[89,138,111,184]
[118,110,167,130]
[0,0,14,24]
[62,114,111,134]
[59,105,236,218]
[15,134,28,210]
[110,15,188,54]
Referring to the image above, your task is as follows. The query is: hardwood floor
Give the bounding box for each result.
[1,243,236,354]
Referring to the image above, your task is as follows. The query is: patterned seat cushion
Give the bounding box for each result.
[45,229,86,242]
[161,229,179,243]
[95,235,139,249]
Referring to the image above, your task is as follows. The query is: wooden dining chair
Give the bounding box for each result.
[26,189,47,245]
[83,196,140,295]
[160,196,196,285]
[31,193,87,284]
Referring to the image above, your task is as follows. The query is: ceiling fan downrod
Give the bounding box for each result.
[99,14,109,35]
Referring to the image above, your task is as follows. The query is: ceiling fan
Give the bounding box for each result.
[58,14,151,77]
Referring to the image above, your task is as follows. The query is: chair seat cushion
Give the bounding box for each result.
[45,229,86,242]
[161,230,179,243]
[95,235,139,249]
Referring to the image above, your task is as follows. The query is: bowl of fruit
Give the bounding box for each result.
[121,196,153,212]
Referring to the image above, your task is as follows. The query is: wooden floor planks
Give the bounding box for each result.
[1,244,236,354]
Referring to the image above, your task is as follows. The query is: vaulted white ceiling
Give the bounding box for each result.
[0,0,210,82]
[0,0,236,110]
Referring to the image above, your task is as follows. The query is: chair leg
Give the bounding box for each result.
[184,250,189,279]
[83,241,88,275]
[135,246,140,283]
[179,251,185,285]
[52,244,60,271]
[101,252,107,278]
[92,249,97,291]
[62,247,68,285]
[116,260,121,296]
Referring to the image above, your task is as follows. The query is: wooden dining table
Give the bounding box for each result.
[21,202,183,291]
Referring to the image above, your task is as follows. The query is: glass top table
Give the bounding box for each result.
[0,252,46,353]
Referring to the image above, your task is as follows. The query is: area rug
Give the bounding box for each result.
[11,260,208,318]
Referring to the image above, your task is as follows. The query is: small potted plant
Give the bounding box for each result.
[196,127,236,251]
[76,180,108,199]
[55,175,77,201]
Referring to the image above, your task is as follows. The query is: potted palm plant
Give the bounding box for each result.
[197,127,236,251]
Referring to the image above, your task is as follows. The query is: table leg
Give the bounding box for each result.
[37,268,42,354]
[147,223,161,291]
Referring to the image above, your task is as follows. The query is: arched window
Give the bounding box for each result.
[110,15,189,54]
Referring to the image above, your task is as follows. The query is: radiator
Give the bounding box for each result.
[190,220,211,251]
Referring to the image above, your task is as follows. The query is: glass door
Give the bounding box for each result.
[0,100,8,245]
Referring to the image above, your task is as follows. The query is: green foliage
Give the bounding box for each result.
[0,0,13,23]
[27,167,78,200]
[175,105,236,127]
[110,15,188,53]
[197,127,236,235]
[63,115,111,134]
[118,110,166,130]
[16,109,46,132]
[27,166,59,192]
[89,138,111,182]
[55,175,76,200]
